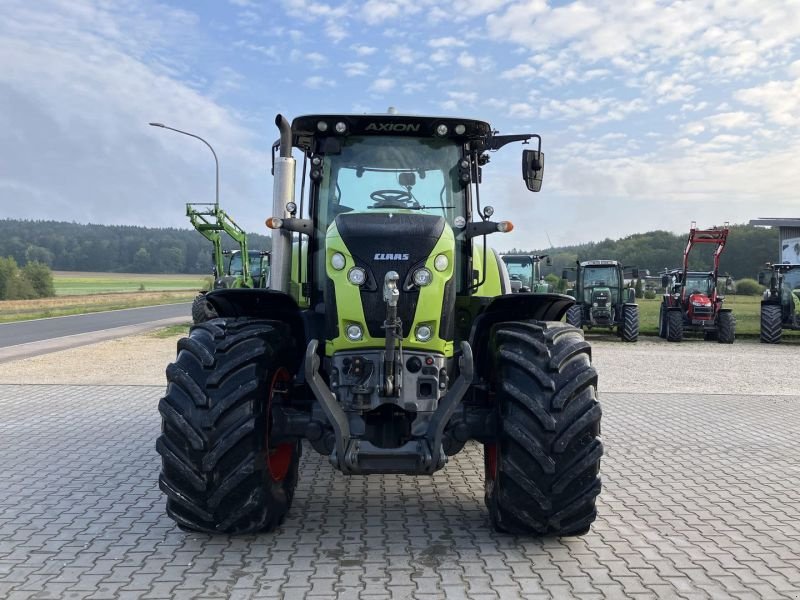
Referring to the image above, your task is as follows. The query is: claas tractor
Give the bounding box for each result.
[501,254,553,293]
[156,112,602,537]
[758,263,800,343]
[658,224,735,343]
[561,260,639,342]
[186,203,270,323]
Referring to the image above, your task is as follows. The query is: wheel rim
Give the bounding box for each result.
[267,367,294,482]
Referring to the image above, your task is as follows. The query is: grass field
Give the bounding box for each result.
[627,295,799,339]
[54,271,209,295]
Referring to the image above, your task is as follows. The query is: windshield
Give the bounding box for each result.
[685,275,713,295]
[317,136,464,226]
[228,252,263,278]
[504,258,534,287]
[582,266,619,304]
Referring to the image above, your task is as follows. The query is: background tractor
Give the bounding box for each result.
[501,254,552,293]
[658,224,734,343]
[186,203,270,322]
[156,112,602,537]
[758,263,800,343]
[561,260,639,342]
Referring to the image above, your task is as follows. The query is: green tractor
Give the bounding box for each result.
[156,113,602,537]
[186,203,270,322]
[758,263,800,343]
[562,260,639,342]
[501,254,553,293]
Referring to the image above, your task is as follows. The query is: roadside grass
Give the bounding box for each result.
[53,271,209,296]
[0,291,195,323]
[149,323,192,338]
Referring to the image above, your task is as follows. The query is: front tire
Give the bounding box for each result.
[156,318,300,533]
[566,305,582,329]
[191,293,218,324]
[621,304,639,342]
[666,310,683,342]
[658,304,667,339]
[760,305,782,344]
[485,321,602,536]
[717,311,735,344]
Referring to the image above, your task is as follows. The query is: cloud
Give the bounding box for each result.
[351,44,377,56]
[736,79,800,127]
[304,75,335,88]
[342,61,368,76]
[369,78,396,93]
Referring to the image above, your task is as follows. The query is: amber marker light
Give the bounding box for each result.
[266,217,283,229]
[497,221,514,233]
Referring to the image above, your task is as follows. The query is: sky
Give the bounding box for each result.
[1,0,799,252]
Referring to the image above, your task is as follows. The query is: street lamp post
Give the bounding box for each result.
[149,122,220,211]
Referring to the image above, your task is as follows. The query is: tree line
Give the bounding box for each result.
[0,219,272,275]
[505,224,778,280]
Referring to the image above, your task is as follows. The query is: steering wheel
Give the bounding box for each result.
[370,189,413,208]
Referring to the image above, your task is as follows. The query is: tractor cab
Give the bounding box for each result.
[227,250,270,287]
[501,254,552,293]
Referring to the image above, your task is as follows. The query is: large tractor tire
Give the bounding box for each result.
[156,318,300,534]
[666,310,683,342]
[621,304,639,342]
[717,311,736,344]
[760,305,783,344]
[565,305,582,329]
[484,321,602,536]
[191,293,218,324]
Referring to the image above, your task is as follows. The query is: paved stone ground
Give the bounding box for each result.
[1,384,799,600]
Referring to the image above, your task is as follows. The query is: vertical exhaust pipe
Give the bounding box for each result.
[271,114,295,293]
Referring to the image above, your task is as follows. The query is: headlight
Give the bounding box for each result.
[434,254,449,272]
[331,252,346,270]
[592,302,598,307]
[345,324,363,341]
[348,267,366,286]
[415,325,433,342]
[413,268,433,286]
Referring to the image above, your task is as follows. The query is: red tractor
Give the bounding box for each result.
[658,224,735,343]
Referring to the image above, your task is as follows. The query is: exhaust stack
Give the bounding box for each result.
[271,114,295,293]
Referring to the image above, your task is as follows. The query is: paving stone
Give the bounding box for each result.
[0,383,798,599]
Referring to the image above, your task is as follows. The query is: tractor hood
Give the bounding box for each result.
[689,292,711,306]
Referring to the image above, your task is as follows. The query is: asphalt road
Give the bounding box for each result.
[0,302,192,349]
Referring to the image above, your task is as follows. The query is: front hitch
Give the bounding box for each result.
[382,271,401,397]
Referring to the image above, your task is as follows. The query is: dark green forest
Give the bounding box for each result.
[0,219,778,278]
[0,219,272,274]
[506,224,778,279]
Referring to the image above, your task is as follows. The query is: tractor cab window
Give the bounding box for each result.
[685,275,713,296]
[782,268,800,291]
[228,253,243,276]
[317,136,464,227]
[504,258,533,288]
[581,266,619,304]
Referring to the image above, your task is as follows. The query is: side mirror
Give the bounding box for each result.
[631,267,640,278]
[725,277,733,291]
[522,150,544,192]
[561,269,569,280]
[546,256,552,267]
[661,274,669,289]
[757,272,765,286]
